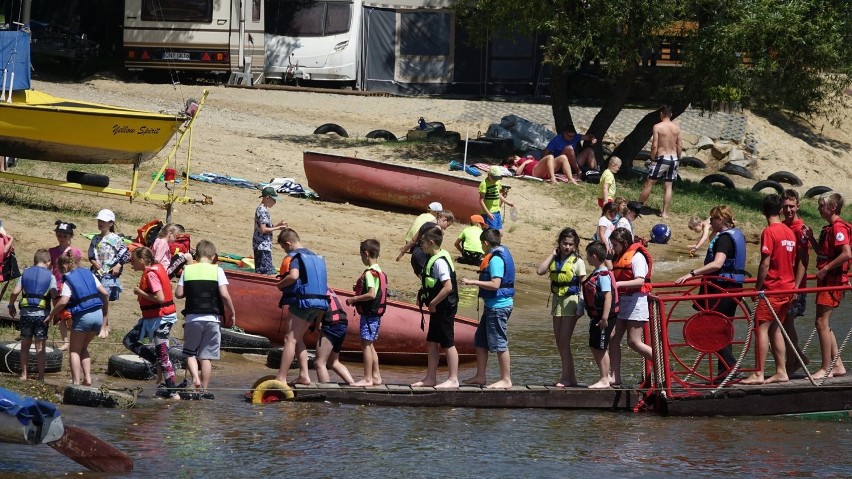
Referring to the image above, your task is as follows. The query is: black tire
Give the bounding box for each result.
[313,123,349,137]
[751,180,785,195]
[266,348,316,370]
[66,170,110,188]
[679,156,706,169]
[63,384,137,408]
[107,354,154,380]
[634,150,651,161]
[804,186,833,199]
[143,344,186,370]
[767,171,803,186]
[365,129,397,141]
[0,342,63,374]
[601,145,613,156]
[426,122,446,134]
[720,163,754,179]
[221,329,272,355]
[700,174,735,189]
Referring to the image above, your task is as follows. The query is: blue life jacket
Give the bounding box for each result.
[279,248,329,311]
[20,266,53,311]
[63,268,103,317]
[704,228,747,284]
[478,246,516,300]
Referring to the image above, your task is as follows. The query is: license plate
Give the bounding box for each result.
[163,52,190,61]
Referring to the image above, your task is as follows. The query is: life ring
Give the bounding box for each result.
[220,328,272,355]
[251,379,294,404]
[0,342,63,374]
[699,174,735,189]
[751,180,785,196]
[243,375,278,401]
[767,170,803,186]
[365,129,397,141]
[66,170,110,188]
[63,384,137,408]
[804,185,833,199]
[266,348,316,370]
[312,123,349,137]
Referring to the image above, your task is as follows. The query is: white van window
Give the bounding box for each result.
[267,0,351,37]
[142,0,213,23]
[326,3,352,35]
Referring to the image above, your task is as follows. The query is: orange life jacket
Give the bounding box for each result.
[138,263,176,318]
[611,242,653,294]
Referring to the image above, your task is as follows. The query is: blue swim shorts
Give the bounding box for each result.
[473,306,511,352]
[19,314,49,340]
[360,315,381,342]
[485,211,503,230]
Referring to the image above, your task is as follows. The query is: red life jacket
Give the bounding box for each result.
[168,233,192,254]
[611,242,653,294]
[135,219,163,247]
[817,218,852,282]
[353,268,388,316]
[138,263,176,318]
[582,269,620,319]
[322,289,349,326]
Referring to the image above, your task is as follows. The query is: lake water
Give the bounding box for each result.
[2,265,852,478]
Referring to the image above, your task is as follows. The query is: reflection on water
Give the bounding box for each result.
[2,258,852,477]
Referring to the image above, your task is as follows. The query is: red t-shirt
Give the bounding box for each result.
[783,217,809,287]
[817,218,851,285]
[760,222,796,291]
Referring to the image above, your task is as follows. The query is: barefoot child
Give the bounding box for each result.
[687,216,713,256]
[582,241,619,388]
[123,247,180,399]
[175,240,236,396]
[89,209,129,302]
[275,228,329,386]
[46,253,110,386]
[315,289,356,385]
[598,157,621,207]
[254,186,288,275]
[49,221,82,351]
[536,227,585,387]
[7,249,58,381]
[479,166,513,234]
[346,239,388,386]
[804,192,850,379]
[412,226,460,388]
[460,228,515,388]
[743,194,795,385]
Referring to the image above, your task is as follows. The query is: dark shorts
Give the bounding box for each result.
[459,250,483,266]
[426,306,457,349]
[648,155,679,182]
[588,316,616,351]
[320,322,348,353]
[19,315,49,340]
[253,249,275,275]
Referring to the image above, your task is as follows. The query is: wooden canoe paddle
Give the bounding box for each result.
[48,425,133,473]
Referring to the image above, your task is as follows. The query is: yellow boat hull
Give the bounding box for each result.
[0,90,187,164]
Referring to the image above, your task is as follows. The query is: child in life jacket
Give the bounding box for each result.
[804,192,849,379]
[7,249,58,381]
[583,241,619,389]
[175,240,236,396]
[275,228,329,386]
[124,247,180,399]
[49,221,83,351]
[412,226,460,389]
[536,227,586,387]
[88,209,129,301]
[460,228,515,389]
[345,239,388,386]
[315,289,356,385]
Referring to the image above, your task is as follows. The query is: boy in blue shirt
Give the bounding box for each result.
[460,228,515,388]
[583,241,618,389]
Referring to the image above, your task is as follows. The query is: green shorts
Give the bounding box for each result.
[551,293,580,317]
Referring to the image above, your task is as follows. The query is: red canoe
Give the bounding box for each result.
[224,270,479,365]
[303,150,482,219]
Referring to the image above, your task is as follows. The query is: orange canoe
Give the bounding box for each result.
[303,150,482,219]
[224,270,478,365]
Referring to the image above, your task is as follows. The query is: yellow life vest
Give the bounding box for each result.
[549,254,580,296]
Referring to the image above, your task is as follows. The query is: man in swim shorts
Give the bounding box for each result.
[637,105,681,218]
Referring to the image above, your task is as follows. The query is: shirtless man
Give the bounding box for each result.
[637,105,681,218]
[540,129,598,184]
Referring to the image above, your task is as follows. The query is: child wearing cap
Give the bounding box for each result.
[88,209,129,302]
[454,215,487,265]
[616,201,643,235]
[479,166,513,233]
[403,201,442,243]
[49,221,83,350]
[254,186,288,275]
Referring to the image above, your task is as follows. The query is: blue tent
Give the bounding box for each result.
[0,30,32,90]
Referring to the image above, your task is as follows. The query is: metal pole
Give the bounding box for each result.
[22,0,31,25]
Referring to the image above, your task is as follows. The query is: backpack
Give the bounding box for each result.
[135,219,163,248]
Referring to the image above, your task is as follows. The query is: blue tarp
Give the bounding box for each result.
[0,387,59,427]
[0,30,31,90]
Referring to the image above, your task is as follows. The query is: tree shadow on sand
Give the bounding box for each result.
[750,109,851,156]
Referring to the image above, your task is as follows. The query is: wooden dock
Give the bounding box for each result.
[289,383,642,410]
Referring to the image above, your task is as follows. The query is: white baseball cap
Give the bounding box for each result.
[428,202,443,212]
[95,209,115,223]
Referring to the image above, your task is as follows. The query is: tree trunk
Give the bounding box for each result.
[612,102,689,178]
[586,64,639,168]
[549,64,574,133]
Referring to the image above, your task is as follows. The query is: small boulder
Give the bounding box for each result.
[711,142,733,160]
[727,148,746,164]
